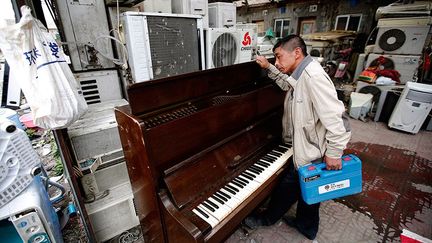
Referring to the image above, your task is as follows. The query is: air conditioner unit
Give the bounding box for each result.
[376,1,432,20]
[172,0,209,29]
[205,28,254,69]
[122,12,205,83]
[365,53,420,84]
[373,17,432,55]
[74,70,123,105]
[208,2,236,28]
[388,82,432,134]
[83,162,139,242]
[138,0,171,13]
[67,99,128,163]
[355,81,404,122]
[236,23,259,47]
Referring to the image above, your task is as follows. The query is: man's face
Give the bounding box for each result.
[274,46,299,74]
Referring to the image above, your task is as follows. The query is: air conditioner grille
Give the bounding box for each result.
[212,32,237,68]
[147,16,200,79]
[378,29,406,52]
[80,79,101,105]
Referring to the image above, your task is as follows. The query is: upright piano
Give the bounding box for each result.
[115,61,293,242]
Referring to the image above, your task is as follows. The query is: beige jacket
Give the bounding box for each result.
[266,55,351,168]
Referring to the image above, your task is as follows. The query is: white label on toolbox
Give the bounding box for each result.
[318,179,350,194]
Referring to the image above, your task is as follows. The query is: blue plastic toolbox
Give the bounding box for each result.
[298,154,362,205]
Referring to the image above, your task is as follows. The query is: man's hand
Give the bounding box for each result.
[256,56,270,69]
[324,156,342,170]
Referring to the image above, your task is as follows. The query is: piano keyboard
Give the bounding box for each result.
[192,144,293,228]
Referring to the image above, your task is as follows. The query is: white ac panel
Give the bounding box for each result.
[56,0,115,71]
[373,17,431,55]
[0,177,63,243]
[354,53,367,82]
[208,2,236,28]
[85,181,139,242]
[388,82,432,134]
[376,1,432,20]
[74,70,122,105]
[122,12,205,83]
[139,0,172,13]
[172,0,209,29]
[355,81,404,122]
[206,28,254,69]
[67,99,128,162]
[349,92,373,120]
[365,53,420,84]
[236,23,259,47]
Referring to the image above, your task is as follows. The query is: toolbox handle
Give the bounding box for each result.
[315,162,344,178]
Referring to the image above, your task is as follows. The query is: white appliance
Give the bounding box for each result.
[56,0,115,71]
[0,119,41,207]
[122,12,205,83]
[74,70,122,105]
[376,1,432,20]
[67,99,128,163]
[355,81,404,122]
[373,17,431,55]
[0,177,63,243]
[206,28,254,69]
[172,0,209,29]
[349,92,373,120]
[236,23,259,47]
[389,82,432,134]
[365,53,420,84]
[139,0,172,13]
[208,2,236,28]
[83,162,139,242]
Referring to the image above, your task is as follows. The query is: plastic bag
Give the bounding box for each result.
[0,6,87,129]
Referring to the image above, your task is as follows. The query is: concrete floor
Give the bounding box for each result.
[225,118,432,243]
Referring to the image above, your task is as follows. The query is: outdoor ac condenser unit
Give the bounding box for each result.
[373,17,431,55]
[208,2,236,28]
[206,28,254,69]
[74,70,122,105]
[365,53,420,84]
[172,0,209,28]
[122,12,205,83]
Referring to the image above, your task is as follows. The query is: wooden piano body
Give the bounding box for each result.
[115,61,291,242]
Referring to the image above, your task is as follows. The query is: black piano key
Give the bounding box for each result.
[249,166,262,174]
[232,179,245,188]
[242,172,255,181]
[217,191,230,200]
[211,195,224,204]
[205,199,219,209]
[196,207,209,218]
[271,150,283,155]
[233,178,247,188]
[269,151,281,157]
[279,144,291,149]
[202,201,215,212]
[236,176,249,184]
[273,146,287,153]
[251,165,264,172]
[263,156,276,162]
[247,168,260,176]
[257,161,269,168]
[243,171,256,179]
[226,185,239,194]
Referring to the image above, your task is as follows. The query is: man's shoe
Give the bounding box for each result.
[243,216,267,229]
[282,216,317,240]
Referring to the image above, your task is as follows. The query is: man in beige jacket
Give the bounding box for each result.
[244,35,351,240]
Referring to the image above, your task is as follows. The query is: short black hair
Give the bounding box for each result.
[273,35,308,56]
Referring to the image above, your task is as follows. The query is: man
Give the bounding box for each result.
[245,35,351,240]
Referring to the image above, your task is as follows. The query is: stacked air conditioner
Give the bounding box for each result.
[366,16,432,84]
[205,2,256,69]
[122,12,205,82]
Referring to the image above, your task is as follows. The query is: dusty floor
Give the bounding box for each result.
[225,118,432,243]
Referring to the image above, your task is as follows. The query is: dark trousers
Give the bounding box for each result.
[263,159,320,237]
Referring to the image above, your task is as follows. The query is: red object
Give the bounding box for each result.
[19,113,37,128]
[308,166,316,171]
[343,157,351,161]
[400,235,423,243]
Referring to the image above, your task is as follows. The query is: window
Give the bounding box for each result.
[274,19,290,38]
[335,14,362,32]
